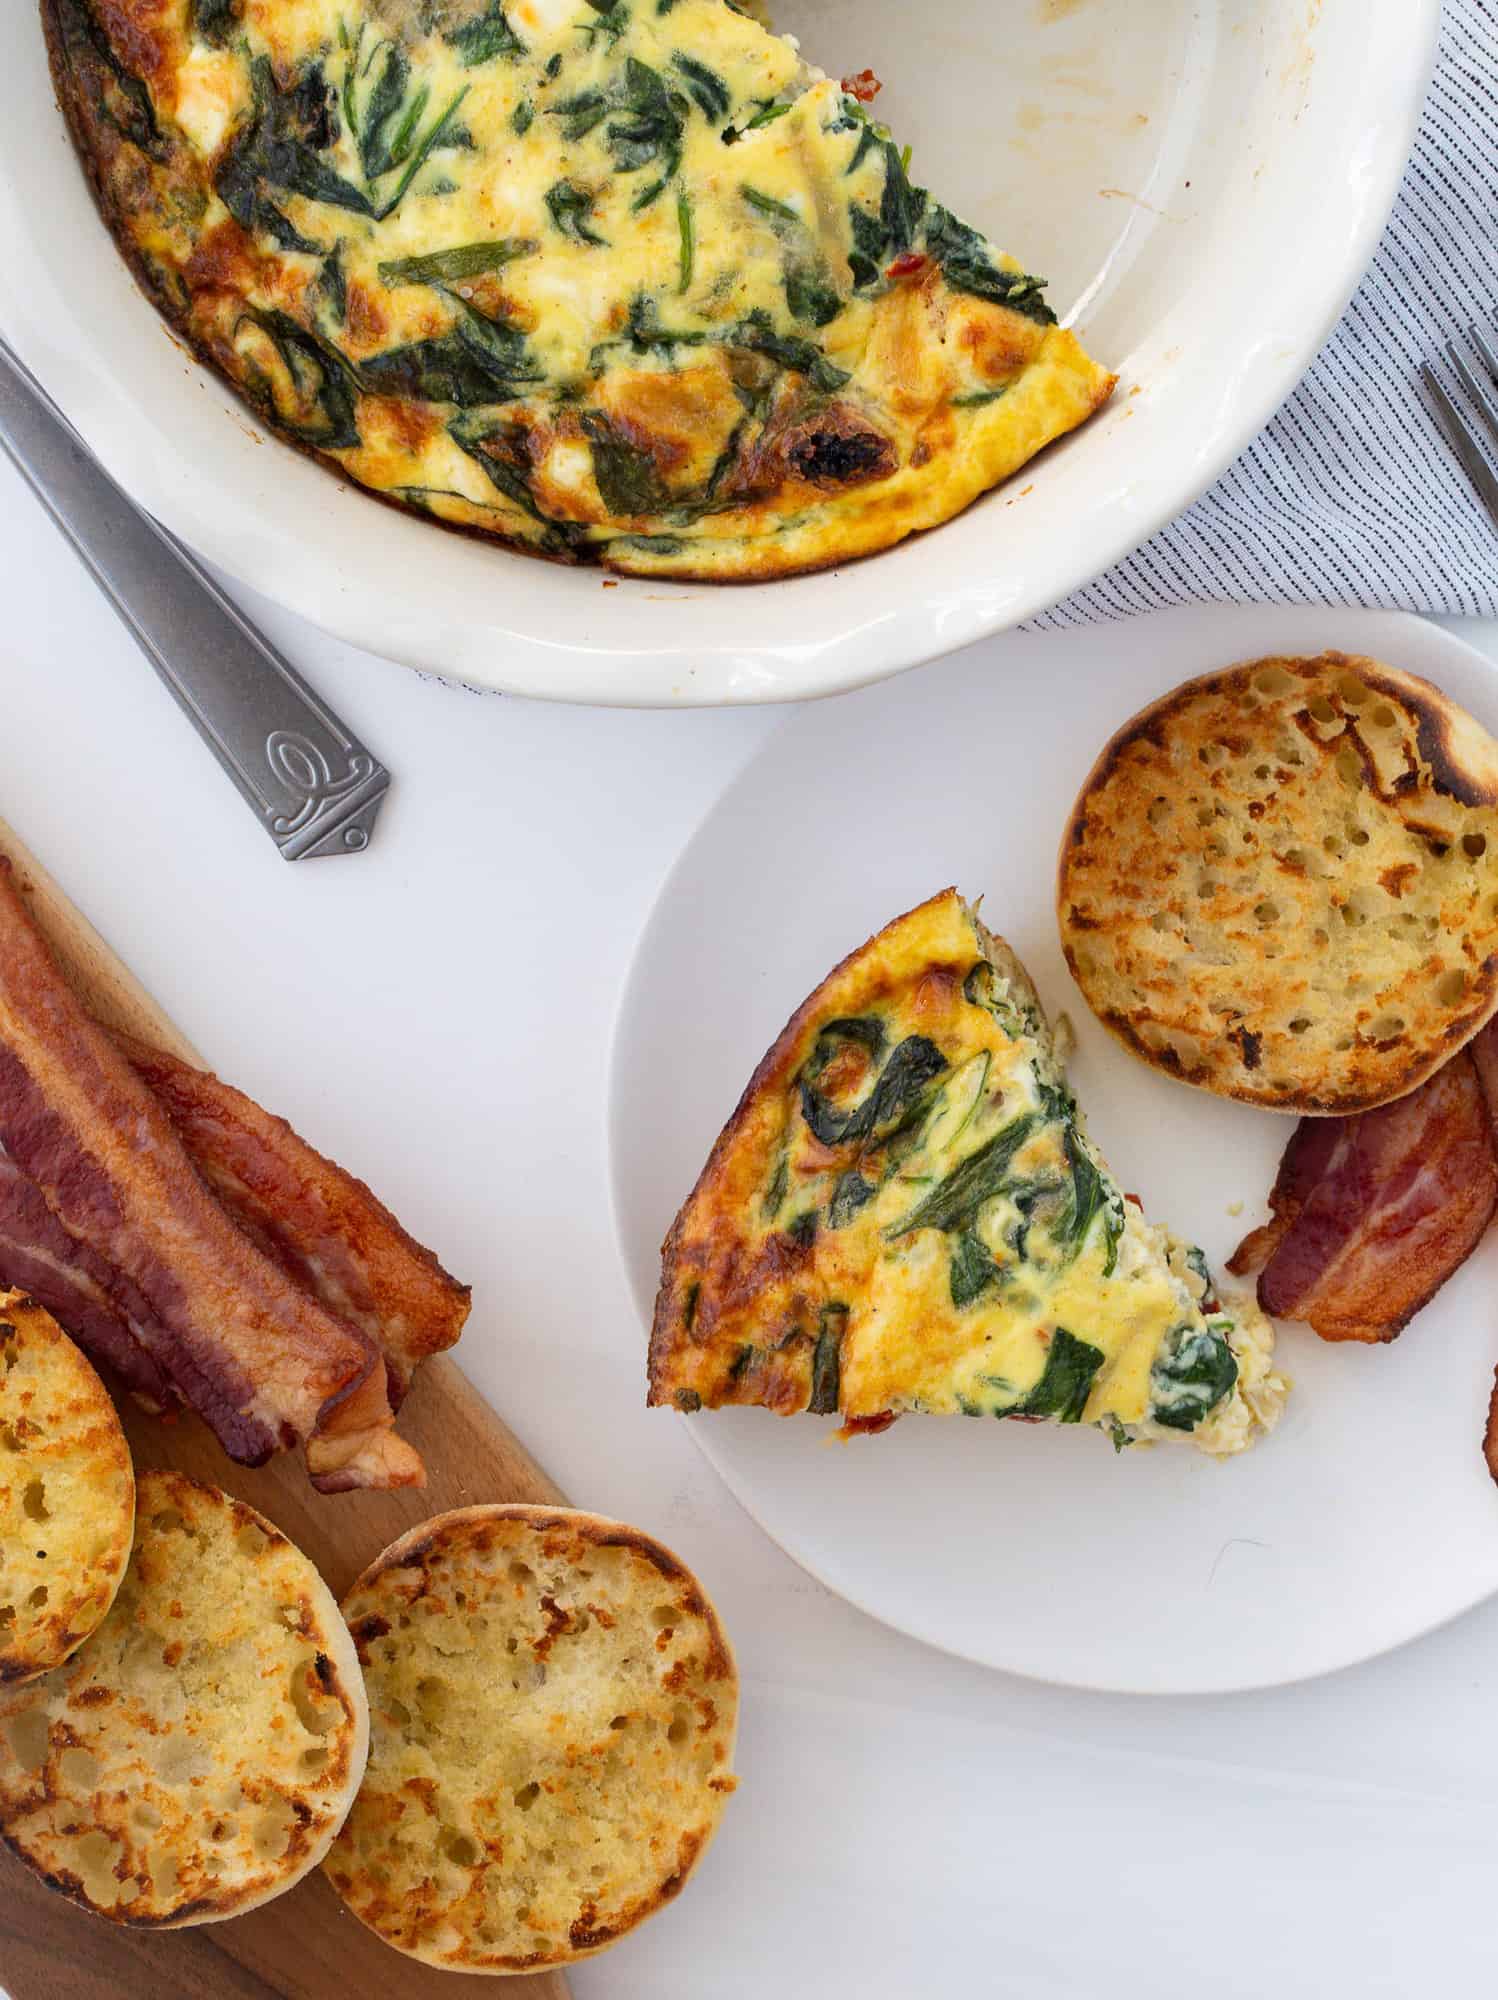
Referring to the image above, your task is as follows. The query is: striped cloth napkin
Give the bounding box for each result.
[1034,0,1498,630]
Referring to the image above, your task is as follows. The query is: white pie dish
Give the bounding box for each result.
[0,0,1436,704]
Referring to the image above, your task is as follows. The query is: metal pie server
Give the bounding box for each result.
[0,336,389,860]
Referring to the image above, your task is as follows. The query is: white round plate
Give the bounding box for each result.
[0,4,1434,704]
[611,605,1498,1691]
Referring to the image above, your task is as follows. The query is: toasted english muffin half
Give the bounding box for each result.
[326,1505,738,1972]
[0,1292,134,1687]
[1057,653,1498,1114]
[0,1469,367,1926]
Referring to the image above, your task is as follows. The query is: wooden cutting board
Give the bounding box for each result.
[0,824,573,2000]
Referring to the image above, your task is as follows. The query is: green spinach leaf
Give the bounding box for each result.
[448,2,526,64]
[1150,1322,1238,1432]
[549,87,611,142]
[583,0,630,38]
[371,87,471,218]
[193,0,240,44]
[218,56,371,248]
[949,1230,1002,1309]
[672,52,730,122]
[605,58,683,178]
[847,206,888,289]
[546,179,607,244]
[961,958,1036,1038]
[923,205,1055,326]
[583,414,670,514]
[808,1306,846,1415]
[676,188,695,293]
[624,294,707,351]
[318,249,347,325]
[885,1115,1039,1238]
[742,184,800,223]
[238,308,361,449]
[448,416,590,555]
[356,41,412,177]
[361,298,535,406]
[731,309,850,393]
[1060,1124,1108,1267]
[800,1024,945,1149]
[878,139,924,255]
[1010,1328,1104,1424]
[785,262,842,327]
[55,0,164,158]
[379,238,537,285]
[827,1171,876,1230]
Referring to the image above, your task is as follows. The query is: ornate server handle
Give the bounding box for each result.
[0,338,389,861]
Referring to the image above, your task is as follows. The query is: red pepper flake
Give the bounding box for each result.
[885,251,929,281]
[838,1410,897,1439]
[841,68,882,103]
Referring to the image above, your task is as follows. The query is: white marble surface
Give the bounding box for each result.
[5,446,1498,1997]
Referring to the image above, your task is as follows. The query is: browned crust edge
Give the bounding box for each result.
[39,0,1112,589]
[0,1469,366,1929]
[336,1502,738,1970]
[0,1292,134,1688]
[647,886,963,1406]
[1055,651,1498,1117]
[37,0,572,573]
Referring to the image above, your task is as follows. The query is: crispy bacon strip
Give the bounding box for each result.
[0,861,421,1491]
[1228,1047,1498,1343]
[1460,1025,1498,1486]
[112,1032,470,1405]
[0,1149,172,1407]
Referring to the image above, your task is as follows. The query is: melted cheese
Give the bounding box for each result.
[169,44,247,155]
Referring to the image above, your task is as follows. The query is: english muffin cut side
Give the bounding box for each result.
[0,1469,367,1926]
[326,1505,739,1972]
[1057,652,1498,1114]
[0,1292,133,1688]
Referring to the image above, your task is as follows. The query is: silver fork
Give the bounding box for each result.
[0,336,391,861]
[1423,324,1498,530]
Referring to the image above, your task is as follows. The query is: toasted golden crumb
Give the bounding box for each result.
[326,1505,738,1971]
[1058,652,1498,1113]
[0,1292,133,1687]
[0,1470,367,1926]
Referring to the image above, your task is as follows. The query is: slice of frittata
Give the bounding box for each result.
[649,891,1287,1454]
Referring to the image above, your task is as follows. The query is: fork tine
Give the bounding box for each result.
[1448,339,1498,457]
[1472,324,1498,390]
[1424,363,1498,531]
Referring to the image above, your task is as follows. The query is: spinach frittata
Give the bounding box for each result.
[43,0,1116,578]
[650,891,1287,1453]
